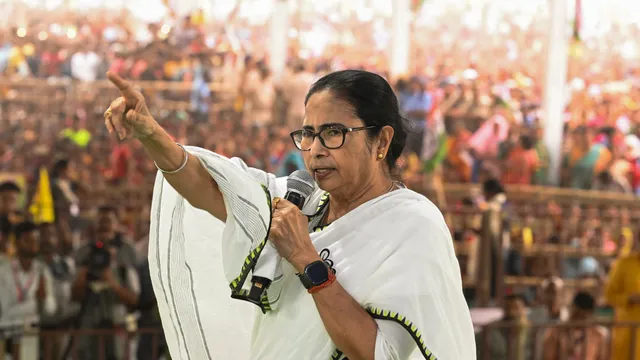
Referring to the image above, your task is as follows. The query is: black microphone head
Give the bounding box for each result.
[285,170,315,209]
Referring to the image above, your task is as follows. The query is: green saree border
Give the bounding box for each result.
[330,307,438,360]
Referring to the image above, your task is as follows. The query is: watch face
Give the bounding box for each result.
[305,261,329,285]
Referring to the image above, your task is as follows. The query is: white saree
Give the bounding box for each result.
[149,147,476,360]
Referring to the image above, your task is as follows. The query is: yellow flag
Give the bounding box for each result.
[522,227,534,250]
[29,167,55,224]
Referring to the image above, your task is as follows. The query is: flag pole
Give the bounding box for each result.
[389,0,411,79]
[543,0,570,186]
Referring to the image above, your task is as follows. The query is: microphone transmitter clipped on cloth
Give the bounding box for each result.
[247,170,316,307]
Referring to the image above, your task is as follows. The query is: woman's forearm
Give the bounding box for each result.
[312,282,378,360]
[139,127,227,222]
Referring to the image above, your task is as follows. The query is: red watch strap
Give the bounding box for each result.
[308,272,336,294]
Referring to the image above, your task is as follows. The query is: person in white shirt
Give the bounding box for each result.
[102,70,476,359]
[0,222,56,360]
[0,222,56,320]
[282,63,317,128]
[70,47,102,82]
[242,64,275,128]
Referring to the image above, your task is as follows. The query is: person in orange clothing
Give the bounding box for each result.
[502,134,539,185]
[445,121,473,182]
[605,234,640,360]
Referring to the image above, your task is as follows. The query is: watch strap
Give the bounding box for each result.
[308,272,336,294]
[299,271,315,289]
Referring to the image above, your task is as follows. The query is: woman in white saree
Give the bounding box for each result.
[103,70,475,360]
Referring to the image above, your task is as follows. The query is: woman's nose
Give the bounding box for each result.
[309,136,328,157]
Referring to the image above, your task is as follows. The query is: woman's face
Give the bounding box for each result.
[301,90,384,194]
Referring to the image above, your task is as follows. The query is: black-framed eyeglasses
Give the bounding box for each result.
[290,125,378,151]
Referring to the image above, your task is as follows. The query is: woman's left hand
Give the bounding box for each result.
[270,197,320,272]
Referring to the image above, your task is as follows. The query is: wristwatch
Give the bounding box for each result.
[298,260,330,289]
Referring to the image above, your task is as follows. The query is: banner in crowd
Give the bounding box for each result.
[29,167,55,224]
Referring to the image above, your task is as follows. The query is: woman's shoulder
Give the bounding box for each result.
[379,190,451,243]
[387,189,443,218]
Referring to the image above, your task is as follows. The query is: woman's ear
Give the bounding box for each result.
[377,125,395,155]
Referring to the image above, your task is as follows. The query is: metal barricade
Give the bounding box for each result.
[478,319,640,360]
[0,327,164,360]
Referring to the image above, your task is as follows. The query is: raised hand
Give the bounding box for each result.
[104,72,158,140]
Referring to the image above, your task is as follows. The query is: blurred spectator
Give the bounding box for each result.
[70,205,139,360]
[61,115,92,149]
[444,120,473,182]
[564,126,612,189]
[0,181,22,256]
[70,42,102,82]
[400,77,432,156]
[468,103,510,182]
[477,293,531,360]
[542,291,608,360]
[282,62,315,128]
[477,178,508,306]
[50,158,79,229]
[108,139,134,185]
[38,222,77,357]
[0,222,56,360]
[190,55,212,123]
[501,134,539,185]
[605,233,640,360]
[531,276,569,323]
[242,63,275,128]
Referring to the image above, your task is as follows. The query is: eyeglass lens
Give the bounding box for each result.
[295,128,344,150]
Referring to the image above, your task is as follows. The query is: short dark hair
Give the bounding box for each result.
[483,178,505,196]
[394,78,408,92]
[97,205,118,216]
[504,292,528,306]
[573,291,596,311]
[51,158,70,178]
[519,134,535,150]
[13,221,38,239]
[574,125,588,135]
[0,181,21,193]
[305,70,407,170]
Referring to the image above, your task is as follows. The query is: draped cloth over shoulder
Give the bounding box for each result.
[149,146,475,360]
[148,147,285,360]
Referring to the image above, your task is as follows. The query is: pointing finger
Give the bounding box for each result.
[106,71,137,101]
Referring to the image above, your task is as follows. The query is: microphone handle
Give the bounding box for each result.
[284,191,305,210]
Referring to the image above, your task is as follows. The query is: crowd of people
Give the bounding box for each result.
[1,5,640,360]
[3,7,640,190]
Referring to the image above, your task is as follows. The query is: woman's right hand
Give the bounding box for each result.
[104,72,158,140]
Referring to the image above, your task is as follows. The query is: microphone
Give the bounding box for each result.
[247,170,315,308]
[283,170,316,210]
